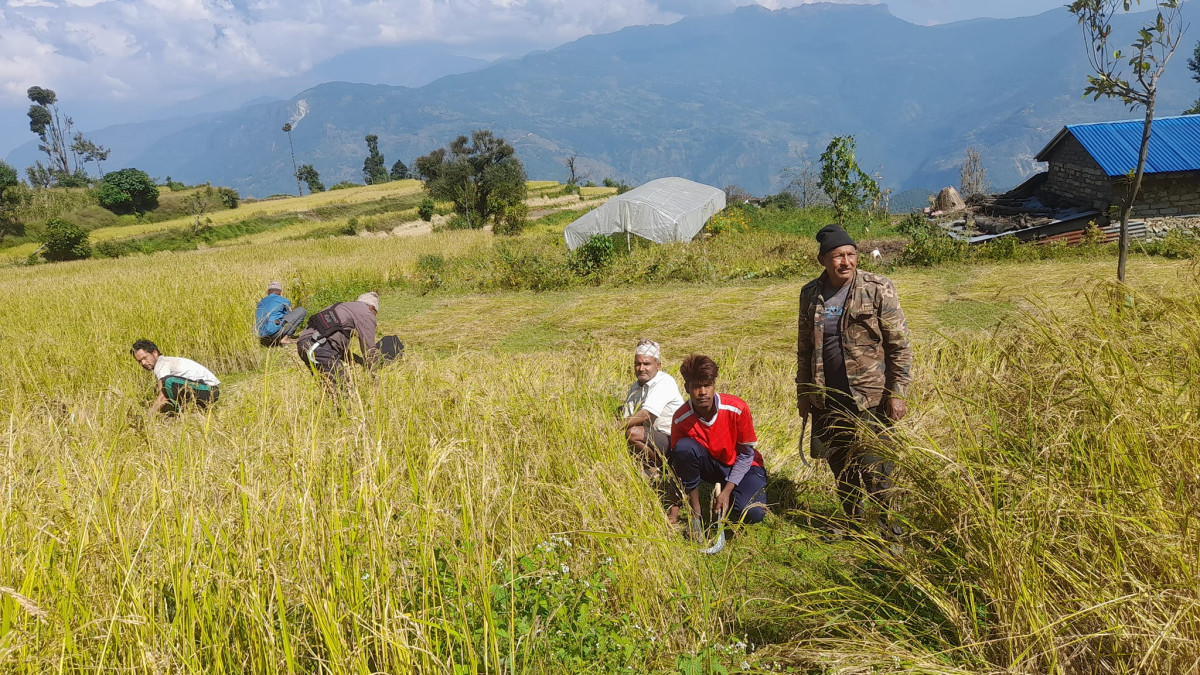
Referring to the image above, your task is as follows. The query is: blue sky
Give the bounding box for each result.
[0,0,1071,155]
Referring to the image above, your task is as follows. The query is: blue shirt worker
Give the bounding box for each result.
[255,280,307,347]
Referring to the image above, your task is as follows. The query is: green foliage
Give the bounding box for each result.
[418,197,435,222]
[494,201,529,236]
[819,135,881,227]
[296,164,325,193]
[362,134,389,185]
[602,177,631,194]
[898,212,968,266]
[0,160,23,243]
[389,160,409,181]
[445,214,479,230]
[97,168,159,214]
[569,233,617,275]
[329,181,361,191]
[41,217,91,261]
[413,253,445,293]
[217,187,239,209]
[759,191,799,210]
[163,176,188,191]
[418,130,528,227]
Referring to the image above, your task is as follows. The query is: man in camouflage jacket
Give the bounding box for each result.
[796,224,912,537]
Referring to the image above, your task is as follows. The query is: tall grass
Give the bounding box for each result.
[0,223,1197,672]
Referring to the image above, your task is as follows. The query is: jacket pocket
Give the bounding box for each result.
[844,308,881,346]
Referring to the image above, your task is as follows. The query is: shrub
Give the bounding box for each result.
[707,207,751,236]
[446,214,481,230]
[97,168,159,214]
[418,197,436,222]
[41,218,91,261]
[329,181,362,191]
[414,254,445,293]
[569,234,617,275]
[898,212,967,266]
[217,187,239,209]
[494,202,529,236]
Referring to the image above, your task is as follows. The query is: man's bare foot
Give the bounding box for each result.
[281,336,296,345]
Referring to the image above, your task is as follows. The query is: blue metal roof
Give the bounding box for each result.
[1035,115,1200,176]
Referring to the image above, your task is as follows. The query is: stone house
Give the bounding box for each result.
[1035,115,1200,220]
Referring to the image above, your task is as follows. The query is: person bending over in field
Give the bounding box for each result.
[256,280,307,347]
[130,339,221,414]
[796,224,913,541]
[670,354,768,534]
[296,291,382,384]
[621,339,685,518]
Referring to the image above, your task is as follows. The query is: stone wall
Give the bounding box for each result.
[1143,215,1200,241]
[1042,135,1111,210]
[1128,172,1200,218]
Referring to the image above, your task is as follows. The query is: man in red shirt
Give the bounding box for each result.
[670,354,768,528]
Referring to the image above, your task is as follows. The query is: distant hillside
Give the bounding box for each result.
[6,2,1197,197]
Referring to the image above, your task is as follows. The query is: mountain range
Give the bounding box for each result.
[6,2,1198,197]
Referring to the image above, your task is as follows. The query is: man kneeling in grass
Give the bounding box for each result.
[670,354,768,534]
[621,338,685,518]
[130,339,220,414]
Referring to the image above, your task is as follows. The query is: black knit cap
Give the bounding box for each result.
[816,224,856,256]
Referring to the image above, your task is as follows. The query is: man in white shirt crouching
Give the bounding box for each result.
[622,339,684,478]
[130,339,221,414]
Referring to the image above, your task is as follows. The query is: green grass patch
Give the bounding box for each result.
[933,298,1017,331]
[94,215,303,257]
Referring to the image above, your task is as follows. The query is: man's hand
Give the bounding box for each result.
[714,484,734,519]
[796,397,811,420]
[886,397,907,422]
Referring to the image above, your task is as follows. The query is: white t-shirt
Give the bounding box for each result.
[623,369,684,439]
[153,356,220,387]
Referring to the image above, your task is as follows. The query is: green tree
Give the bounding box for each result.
[26,86,94,184]
[70,133,110,177]
[0,161,24,243]
[390,159,409,180]
[97,168,160,214]
[1185,41,1200,114]
[363,134,389,185]
[41,218,91,261]
[296,164,325,193]
[282,123,303,195]
[418,197,435,221]
[819,136,880,227]
[416,130,527,228]
[1069,0,1185,282]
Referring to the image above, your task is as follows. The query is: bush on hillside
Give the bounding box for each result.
[41,218,91,261]
[329,181,362,191]
[97,168,159,214]
[217,187,239,209]
[568,234,617,275]
[494,202,529,236]
[418,197,436,222]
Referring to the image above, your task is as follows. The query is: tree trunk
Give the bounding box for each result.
[287,132,302,196]
[1118,97,1156,282]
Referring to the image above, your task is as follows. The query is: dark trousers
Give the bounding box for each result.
[260,308,308,346]
[812,391,895,526]
[297,336,346,383]
[670,438,768,524]
[162,376,219,412]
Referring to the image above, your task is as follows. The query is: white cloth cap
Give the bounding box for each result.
[357,291,380,311]
[635,339,661,361]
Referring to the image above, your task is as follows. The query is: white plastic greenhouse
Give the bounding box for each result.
[563,177,726,250]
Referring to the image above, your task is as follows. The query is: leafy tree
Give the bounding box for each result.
[1069,0,1185,281]
[0,161,24,243]
[296,164,325,193]
[41,218,91,262]
[416,130,527,228]
[282,123,302,195]
[601,177,631,194]
[1185,41,1200,114]
[97,168,160,214]
[26,86,98,184]
[819,136,880,227]
[959,147,989,198]
[362,134,389,185]
[25,162,53,189]
[390,160,409,181]
[70,133,110,177]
